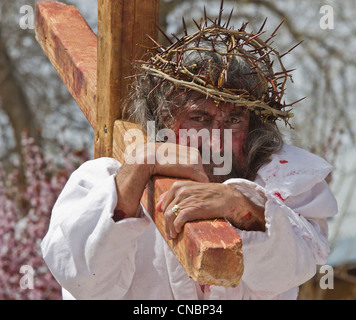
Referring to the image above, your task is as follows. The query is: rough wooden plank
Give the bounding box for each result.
[113,120,244,287]
[146,177,244,287]
[34,1,97,129]
[113,120,147,164]
[95,0,160,158]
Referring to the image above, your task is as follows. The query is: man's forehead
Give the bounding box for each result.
[187,97,248,114]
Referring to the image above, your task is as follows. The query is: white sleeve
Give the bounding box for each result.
[223,178,338,297]
[41,158,150,299]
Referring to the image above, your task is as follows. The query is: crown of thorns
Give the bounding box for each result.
[138,7,304,127]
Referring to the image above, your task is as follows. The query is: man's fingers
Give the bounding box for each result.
[156,191,169,212]
[163,202,180,239]
[173,206,205,234]
[153,143,209,183]
[160,183,189,239]
[154,164,209,184]
[159,181,186,213]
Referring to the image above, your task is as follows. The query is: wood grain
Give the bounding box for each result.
[95,0,159,158]
[35,1,97,129]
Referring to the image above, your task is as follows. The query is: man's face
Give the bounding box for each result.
[173,95,250,182]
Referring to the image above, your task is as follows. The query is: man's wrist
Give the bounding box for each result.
[225,185,266,232]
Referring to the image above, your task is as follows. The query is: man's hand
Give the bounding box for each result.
[133,142,209,183]
[156,181,266,239]
[114,143,209,220]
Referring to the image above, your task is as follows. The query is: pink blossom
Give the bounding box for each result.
[0,132,89,300]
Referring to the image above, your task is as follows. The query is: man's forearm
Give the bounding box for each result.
[114,163,152,220]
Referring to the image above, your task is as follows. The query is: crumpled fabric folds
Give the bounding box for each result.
[41,144,338,300]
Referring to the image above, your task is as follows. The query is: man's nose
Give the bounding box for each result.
[210,124,224,154]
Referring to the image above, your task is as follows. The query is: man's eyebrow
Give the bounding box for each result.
[187,109,210,115]
[229,111,246,117]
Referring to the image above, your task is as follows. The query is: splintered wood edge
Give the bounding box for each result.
[34,1,97,129]
[181,219,243,287]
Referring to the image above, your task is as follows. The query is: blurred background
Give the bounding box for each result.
[0,0,355,299]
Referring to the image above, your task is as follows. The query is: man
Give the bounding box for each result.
[41,17,338,300]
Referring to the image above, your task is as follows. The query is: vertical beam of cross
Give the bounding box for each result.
[95,0,160,158]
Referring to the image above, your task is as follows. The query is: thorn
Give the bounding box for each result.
[280,40,304,58]
[182,17,188,36]
[270,19,285,38]
[197,59,209,77]
[255,46,275,62]
[218,0,224,26]
[273,68,296,76]
[155,23,173,45]
[134,60,152,66]
[171,33,181,42]
[249,79,266,95]
[210,36,218,50]
[205,16,216,26]
[238,21,248,32]
[282,96,306,108]
[196,35,201,47]
[240,31,265,47]
[257,17,268,34]
[173,89,192,101]
[204,6,208,27]
[192,19,202,31]
[274,75,290,82]
[226,7,234,28]
[146,34,164,51]
[247,44,268,54]
[148,79,166,96]
[290,96,306,106]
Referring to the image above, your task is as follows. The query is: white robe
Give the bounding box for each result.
[41,144,338,300]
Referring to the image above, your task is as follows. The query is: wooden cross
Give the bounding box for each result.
[34,0,243,287]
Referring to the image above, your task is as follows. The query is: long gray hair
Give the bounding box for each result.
[123,40,283,181]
